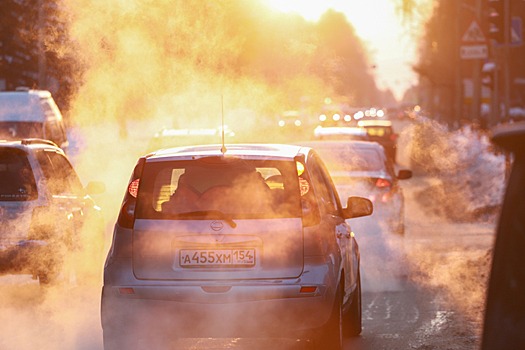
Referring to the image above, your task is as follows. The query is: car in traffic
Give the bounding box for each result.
[482,121,525,349]
[0,138,105,285]
[313,125,368,141]
[357,119,398,163]
[298,140,412,234]
[275,110,311,142]
[101,143,373,349]
[0,88,70,152]
[146,126,236,152]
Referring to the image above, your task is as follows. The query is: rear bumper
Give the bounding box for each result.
[0,240,55,274]
[101,256,338,338]
[101,284,331,338]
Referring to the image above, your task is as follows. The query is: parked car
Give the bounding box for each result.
[0,88,70,152]
[357,119,398,163]
[0,138,105,285]
[482,121,525,349]
[101,143,373,349]
[298,140,412,234]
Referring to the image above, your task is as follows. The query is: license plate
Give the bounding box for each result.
[180,249,255,267]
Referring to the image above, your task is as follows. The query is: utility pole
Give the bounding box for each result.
[38,0,47,89]
[455,0,463,128]
[502,0,511,121]
[471,0,483,123]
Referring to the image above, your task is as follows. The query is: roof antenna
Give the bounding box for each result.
[221,94,227,154]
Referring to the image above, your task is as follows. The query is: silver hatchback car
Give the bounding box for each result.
[101,143,372,349]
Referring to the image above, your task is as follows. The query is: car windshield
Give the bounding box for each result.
[0,148,37,201]
[0,95,43,120]
[0,122,43,140]
[136,157,302,219]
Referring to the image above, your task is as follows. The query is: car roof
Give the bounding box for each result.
[313,126,367,137]
[357,119,392,127]
[0,89,55,122]
[147,143,308,162]
[299,139,383,149]
[0,138,61,151]
[491,121,525,152]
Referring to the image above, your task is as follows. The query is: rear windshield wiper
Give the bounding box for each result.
[174,210,237,228]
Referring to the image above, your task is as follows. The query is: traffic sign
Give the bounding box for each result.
[460,44,489,59]
[462,20,487,43]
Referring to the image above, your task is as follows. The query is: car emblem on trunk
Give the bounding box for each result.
[210,221,224,231]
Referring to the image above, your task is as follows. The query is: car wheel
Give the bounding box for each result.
[313,286,343,350]
[395,215,405,235]
[103,327,138,350]
[344,271,362,336]
[36,256,62,286]
[38,269,59,286]
[393,200,405,235]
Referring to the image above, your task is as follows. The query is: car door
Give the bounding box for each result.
[34,149,90,248]
[308,153,355,298]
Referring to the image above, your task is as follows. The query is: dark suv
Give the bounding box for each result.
[482,121,525,349]
[102,143,373,349]
[0,139,105,285]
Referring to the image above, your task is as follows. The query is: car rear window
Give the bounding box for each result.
[0,95,43,121]
[136,157,302,219]
[0,122,44,140]
[0,148,37,201]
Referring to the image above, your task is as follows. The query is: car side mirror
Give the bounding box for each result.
[343,196,373,219]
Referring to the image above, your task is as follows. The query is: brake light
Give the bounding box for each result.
[117,157,145,229]
[128,179,140,198]
[375,178,391,188]
[390,133,398,141]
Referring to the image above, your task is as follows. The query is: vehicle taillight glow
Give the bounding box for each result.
[375,178,391,188]
[381,192,393,203]
[119,287,135,295]
[128,179,140,198]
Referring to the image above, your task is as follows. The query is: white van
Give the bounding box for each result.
[0,88,69,152]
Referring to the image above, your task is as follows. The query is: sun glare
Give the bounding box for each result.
[264,0,431,100]
[265,0,328,21]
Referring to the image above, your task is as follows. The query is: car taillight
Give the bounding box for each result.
[375,178,391,188]
[128,179,140,198]
[117,158,145,229]
[390,133,398,141]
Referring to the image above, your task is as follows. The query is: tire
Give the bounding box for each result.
[392,197,405,235]
[103,327,139,350]
[313,286,343,350]
[395,215,405,235]
[344,272,362,337]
